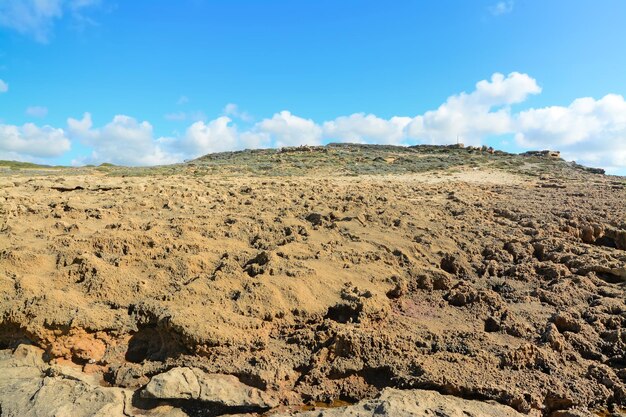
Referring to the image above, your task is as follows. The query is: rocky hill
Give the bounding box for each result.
[1,144,625,417]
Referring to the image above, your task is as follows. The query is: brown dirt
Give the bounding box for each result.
[1,146,626,416]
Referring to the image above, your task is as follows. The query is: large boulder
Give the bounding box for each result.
[142,367,278,409]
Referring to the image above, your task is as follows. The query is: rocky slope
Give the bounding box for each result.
[0,144,625,416]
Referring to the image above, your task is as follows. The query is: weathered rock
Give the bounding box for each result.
[142,367,278,409]
[543,323,566,352]
[273,388,526,416]
[439,253,472,277]
[522,150,561,159]
[0,345,189,417]
[143,367,201,400]
[305,212,323,226]
[0,345,131,417]
[446,282,479,306]
[385,275,405,299]
[552,312,582,333]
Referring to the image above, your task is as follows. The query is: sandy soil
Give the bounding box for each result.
[1,150,626,416]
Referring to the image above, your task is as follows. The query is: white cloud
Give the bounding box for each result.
[0,79,8,93]
[473,72,541,106]
[406,72,541,145]
[255,111,322,147]
[166,115,278,160]
[0,0,99,43]
[26,106,49,118]
[177,95,189,105]
[171,110,322,160]
[178,117,241,157]
[323,113,411,144]
[67,113,182,166]
[489,1,514,16]
[312,72,540,148]
[515,94,626,172]
[0,122,70,158]
[168,110,323,160]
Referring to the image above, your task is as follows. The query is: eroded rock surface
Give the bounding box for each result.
[1,145,626,416]
[142,367,278,409]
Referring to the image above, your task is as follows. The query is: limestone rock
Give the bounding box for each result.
[273,388,526,416]
[142,367,278,409]
[0,345,186,417]
[0,345,131,417]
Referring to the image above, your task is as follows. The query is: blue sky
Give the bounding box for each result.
[0,0,625,173]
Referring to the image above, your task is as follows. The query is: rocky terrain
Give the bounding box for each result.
[1,144,625,417]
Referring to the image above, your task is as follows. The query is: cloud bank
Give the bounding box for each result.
[1,72,625,173]
[67,113,181,166]
[515,94,626,172]
[0,123,70,160]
